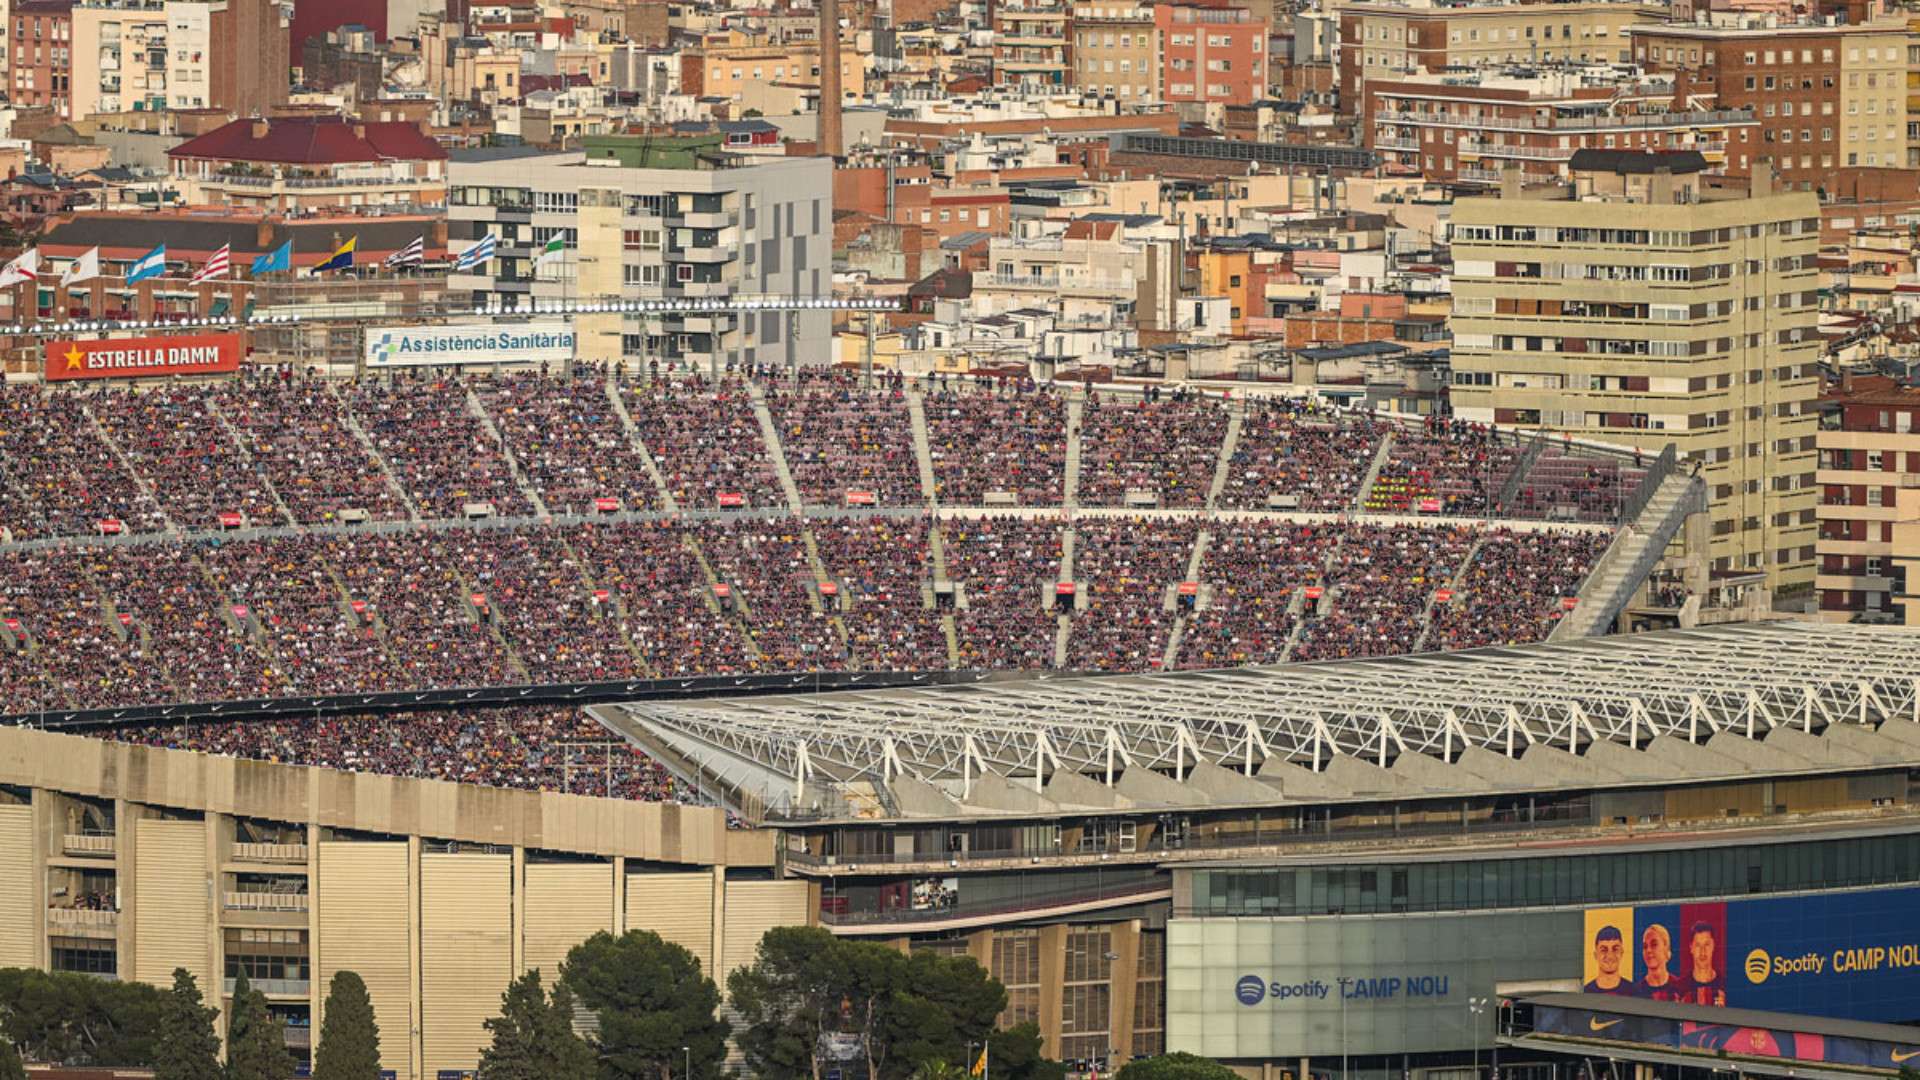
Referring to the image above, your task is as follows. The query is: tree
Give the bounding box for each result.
[1113,1053,1241,1080]
[987,1023,1065,1080]
[912,1063,964,1080]
[561,930,729,1080]
[477,969,594,1080]
[727,927,1009,1080]
[0,967,164,1066]
[155,969,222,1080]
[224,977,291,1080]
[312,972,381,1080]
[0,1039,23,1080]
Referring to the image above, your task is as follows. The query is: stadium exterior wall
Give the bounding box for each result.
[0,727,800,1080]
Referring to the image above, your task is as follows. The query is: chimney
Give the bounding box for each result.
[818,0,844,158]
[1499,162,1523,200]
[250,118,270,138]
[1649,165,1673,204]
[1752,160,1774,197]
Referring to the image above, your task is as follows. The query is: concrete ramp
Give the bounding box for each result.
[1116,766,1207,807]
[1257,758,1352,800]
[1817,722,1920,767]
[888,776,965,817]
[1865,717,1920,752]
[1452,746,1549,789]
[1581,738,1697,781]
[1383,749,1469,793]
[1518,743,1630,785]
[962,774,1060,815]
[1043,769,1132,810]
[1322,753,1415,797]
[1186,760,1282,805]
[1698,731,1810,775]
[1762,724,1876,767]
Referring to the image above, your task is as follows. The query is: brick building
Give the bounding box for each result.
[210,0,290,116]
[12,0,75,120]
[1629,19,1909,188]
[1156,2,1267,106]
[1816,382,1920,624]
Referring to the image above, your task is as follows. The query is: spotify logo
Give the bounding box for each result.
[1745,948,1771,985]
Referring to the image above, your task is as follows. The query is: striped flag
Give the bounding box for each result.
[385,235,424,269]
[453,234,497,272]
[190,243,230,285]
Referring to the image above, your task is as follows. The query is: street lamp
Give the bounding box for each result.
[1468,997,1490,1080]
[683,1045,691,1080]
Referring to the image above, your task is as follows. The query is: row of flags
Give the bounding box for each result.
[0,232,541,287]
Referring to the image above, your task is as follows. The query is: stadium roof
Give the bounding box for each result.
[612,623,1920,817]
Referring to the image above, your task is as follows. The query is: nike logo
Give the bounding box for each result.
[1590,1019,1623,1032]
[1891,1050,1920,1063]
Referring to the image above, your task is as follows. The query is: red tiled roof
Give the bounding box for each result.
[167,118,447,165]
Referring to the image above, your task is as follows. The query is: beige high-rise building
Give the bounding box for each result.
[1070,1,1157,102]
[1449,156,1820,586]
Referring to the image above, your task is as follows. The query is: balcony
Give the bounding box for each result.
[224,891,309,912]
[233,841,308,863]
[1374,136,1419,151]
[224,977,311,998]
[671,281,731,298]
[674,243,738,265]
[1458,141,1571,161]
[63,833,115,857]
[671,209,735,230]
[976,272,1134,297]
[1373,107,1753,134]
[48,907,118,935]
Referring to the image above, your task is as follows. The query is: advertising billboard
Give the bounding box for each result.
[45,332,243,381]
[1575,886,1920,1022]
[1532,1001,1920,1070]
[363,323,576,368]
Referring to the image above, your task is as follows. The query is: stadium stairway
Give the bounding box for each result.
[906,391,939,507]
[1553,470,1704,640]
[1352,433,1396,513]
[1160,528,1213,669]
[747,383,807,513]
[604,376,681,513]
[206,397,296,527]
[465,384,550,518]
[84,400,176,533]
[1205,406,1244,510]
[330,382,422,522]
[1412,534,1488,653]
[1062,393,1085,508]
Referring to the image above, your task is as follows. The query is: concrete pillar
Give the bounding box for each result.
[1037,923,1069,1059]
[573,186,624,366]
[407,835,423,1080]
[709,866,726,981]
[612,856,626,935]
[1109,920,1142,1062]
[511,845,526,975]
[307,824,323,1052]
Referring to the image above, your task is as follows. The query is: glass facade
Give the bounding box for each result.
[1190,828,1920,917]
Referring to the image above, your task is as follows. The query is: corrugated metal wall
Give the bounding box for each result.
[421,852,512,1079]
[524,862,612,981]
[626,872,715,974]
[720,880,809,981]
[317,842,411,1080]
[134,819,208,989]
[0,805,34,968]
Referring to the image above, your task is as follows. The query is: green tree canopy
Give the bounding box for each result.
[224,977,291,1080]
[312,971,382,1080]
[155,969,222,1080]
[0,967,164,1066]
[0,1039,25,1080]
[987,1023,1065,1080]
[727,926,1013,1080]
[1113,1053,1241,1080]
[477,969,594,1080]
[561,930,729,1080]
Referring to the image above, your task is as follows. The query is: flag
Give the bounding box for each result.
[124,243,167,285]
[59,247,98,287]
[971,1045,988,1079]
[385,235,424,269]
[190,243,230,285]
[0,248,40,287]
[453,234,497,271]
[534,235,566,268]
[313,236,356,274]
[250,240,291,275]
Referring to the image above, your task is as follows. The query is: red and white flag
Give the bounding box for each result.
[190,243,230,285]
[0,248,40,287]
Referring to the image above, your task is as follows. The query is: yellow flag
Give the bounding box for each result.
[971,1046,989,1078]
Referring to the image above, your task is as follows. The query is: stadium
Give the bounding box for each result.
[3,360,1918,1080]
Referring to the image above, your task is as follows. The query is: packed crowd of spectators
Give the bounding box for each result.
[1066,517,1199,671]
[215,372,410,524]
[622,377,787,510]
[449,527,642,683]
[692,517,846,670]
[1425,529,1611,650]
[1366,416,1523,517]
[1506,454,1644,525]
[0,548,172,710]
[925,383,1066,506]
[330,532,521,690]
[1176,521,1342,669]
[202,535,401,695]
[941,516,1064,670]
[811,517,949,671]
[1289,524,1478,662]
[0,385,165,539]
[766,371,922,507]
[91,386,285,529]
[477,369,659,516]
[88,543,288,703]
[1219,402,1389,512]
[1076,389,1228,508]
[571,521,758,676]
[110,706,702,803]
[343,374,536,520]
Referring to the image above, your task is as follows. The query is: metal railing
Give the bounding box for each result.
[48,907,118,927]
[1374,107,1753,133]
[62,833,116,855]
[232,842,308,863]
[224,891,309,912]
[819,878,1167,926]
[1619,442,1677,527]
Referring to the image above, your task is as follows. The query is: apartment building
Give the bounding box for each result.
[1070,1,1157,102]
[994,0,1072,89]
[446,138,833,371]
[13,0,75,118]
[166,116,448,211]
[1449,155,1821,586]
[1816,382,1920,623]
[207,0,287,116]
[1156,2,1268,106]
[678,29,865,103]
[1337,1,1664,113]
[1630,18,1909,187]
[1364,67,1756,186]
[69,0,212,115]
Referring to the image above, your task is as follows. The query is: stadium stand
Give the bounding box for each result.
[0,373,1668,714]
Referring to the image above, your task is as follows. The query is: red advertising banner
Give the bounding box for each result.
[1304,586,1325,600]
[594,497,619,512]
[46,332,243,382]
[1055,582,1077,595]
[1417,498,1442,513]
[97,518,123,535]
[218,512,243,528]
[1434,589,1454,603]
[718,492,745,508]
[845,490,876,506]
[712,583,732,598]
[1177,581,1199,597]
[818,581,839,596]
